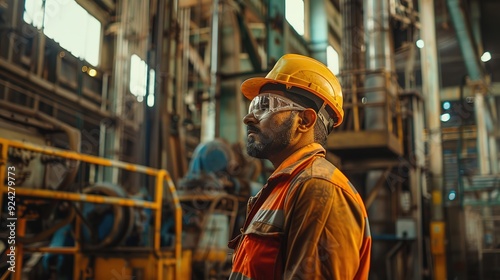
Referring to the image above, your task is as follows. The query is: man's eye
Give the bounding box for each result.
[260,100,269,109]
[254,108,267,115]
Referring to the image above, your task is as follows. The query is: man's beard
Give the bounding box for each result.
[246,113,294,159]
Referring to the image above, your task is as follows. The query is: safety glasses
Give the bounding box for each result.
[247,93,306,121]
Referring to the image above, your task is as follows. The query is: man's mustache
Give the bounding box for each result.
[246,125,260,134]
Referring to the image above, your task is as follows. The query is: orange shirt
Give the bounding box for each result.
[229,143,371,279]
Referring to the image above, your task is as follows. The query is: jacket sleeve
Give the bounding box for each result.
[283,178,366,279]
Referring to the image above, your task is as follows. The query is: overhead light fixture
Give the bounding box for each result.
[416,39,424,49]
[440,113,451,122]
[442,101,450,110]
[448,190,456,201]
[481,51,491,62]
[88,68,97,77]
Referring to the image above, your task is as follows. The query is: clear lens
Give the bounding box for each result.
[248,93,306,121]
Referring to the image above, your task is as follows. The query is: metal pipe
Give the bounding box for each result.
[23,247,78,254]
[385,241,404,280]
[106,0,129,183]
[419,0,444,218]
[363,0,392,130]
[202,0,220,142]
[412,93,426,280]
[489,136,498,174]
[364,0,392,71]
[150,0,165,171]
[6,0,19,62]
[154,170,166,280]
[309,0,328,63]
[362,2,396,275]
[99,72,109,182]
[446,0,484,81]
[470,0,483,56]
[342,0,354,71]
[0,138,161,175]
[164,172,183,280]
[474,93,491,174]
[13,218,26,280]
[419,0,446,278]
[11,188,158,208]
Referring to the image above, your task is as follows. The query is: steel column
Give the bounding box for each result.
[419,0,446,279]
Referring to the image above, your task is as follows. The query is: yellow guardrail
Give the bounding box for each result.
[0,137,182,280]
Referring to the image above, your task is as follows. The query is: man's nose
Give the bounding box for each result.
[243,112,258,125]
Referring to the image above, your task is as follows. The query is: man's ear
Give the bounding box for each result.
[297,109,317,132]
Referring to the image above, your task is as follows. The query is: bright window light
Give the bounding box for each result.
[23,0,101,66]
[327,46,340,75]
[481,51,491,62]
[416,39,424,49]
[130,54,155,107]
[440,113,451,122]
[147,69,156,107]
[285,0,304,35]
[443,101,451,110]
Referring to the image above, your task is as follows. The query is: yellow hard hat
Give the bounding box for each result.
[241,53,344,127]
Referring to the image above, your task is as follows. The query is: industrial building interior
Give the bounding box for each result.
[0,0,499,279]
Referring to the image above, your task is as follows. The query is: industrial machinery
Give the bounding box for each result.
[0,134,190,279]
[177,139,261,279]
[0,121,254,280]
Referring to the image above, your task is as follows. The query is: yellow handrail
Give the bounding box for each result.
[0,137,182,279]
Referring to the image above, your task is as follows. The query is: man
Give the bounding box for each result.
[228,54,371,279]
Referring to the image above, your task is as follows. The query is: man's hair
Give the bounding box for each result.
[314,120,328,147]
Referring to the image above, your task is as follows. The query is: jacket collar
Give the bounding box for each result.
[268,143,325,182]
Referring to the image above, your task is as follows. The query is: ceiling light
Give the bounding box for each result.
[88,68,97,77]
[442,102,450,110]
[416,39,424,49]
[481,51,491,62]
[448,190,456,201]
[440,113,450,122]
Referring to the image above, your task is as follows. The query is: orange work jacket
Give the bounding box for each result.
[229,143,371,279]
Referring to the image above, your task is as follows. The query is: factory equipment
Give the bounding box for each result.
[0,131,255,280]
[177,139,260,279]
[0,136,190,279]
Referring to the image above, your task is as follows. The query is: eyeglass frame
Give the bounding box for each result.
[247,92,308,121]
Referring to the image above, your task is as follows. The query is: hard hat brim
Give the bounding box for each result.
[241,77,280,100]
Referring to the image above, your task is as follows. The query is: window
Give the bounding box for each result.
[327,45,339,75]
[130,54,155,107]
[285,0,304,36]
[23,0,101,66]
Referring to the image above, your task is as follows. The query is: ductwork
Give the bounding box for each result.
[364,0,394,130]
[447,0,484,81]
